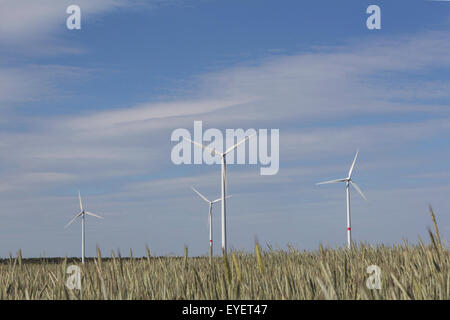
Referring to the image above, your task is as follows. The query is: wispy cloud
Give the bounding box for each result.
[0,172,77,192]
[0,0,146,45]
[0,65,89,107]
[2,30,450,186]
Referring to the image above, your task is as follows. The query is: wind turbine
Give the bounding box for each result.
[65,191,104,264]
[317,150,367,249]
[191,187,231,258]
[186,134,254,255]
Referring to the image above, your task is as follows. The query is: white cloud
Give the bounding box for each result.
[2,30,450,188]
[65,98,253,135]
[0,0,146,44]
[0,65,90,108]
[0,171,77,192]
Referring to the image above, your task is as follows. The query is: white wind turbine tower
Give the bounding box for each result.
[65,191,104,264]
[186,134,254,255]
[191,187,231,258]
[317,150,367,249]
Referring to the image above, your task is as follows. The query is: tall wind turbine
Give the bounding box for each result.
[186,134,254,255]
[317,150,367,249]
[191,187,231,258]
[65,191,104,264]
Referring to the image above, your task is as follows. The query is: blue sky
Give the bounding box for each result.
[0,0,450,258]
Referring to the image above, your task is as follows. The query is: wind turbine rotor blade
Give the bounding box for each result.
[191,187,211,203]
[350,181,367,201]
[184,137,222,156]
[65,212,82,228]
[348,149,359,178]
[85,211,104,219]
[316,178,346,185]
[212,195,232,204]
[224,133,256,155]
[78,190,83,211]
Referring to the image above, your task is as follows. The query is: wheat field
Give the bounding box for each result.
[0,208,448,300]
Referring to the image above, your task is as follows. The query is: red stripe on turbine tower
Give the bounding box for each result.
[347,227,351,231]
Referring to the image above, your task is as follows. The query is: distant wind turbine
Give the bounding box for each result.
[186,134,255,255]
[65,191,104,264]
[317,150,367,249]
[191,187,231,258]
